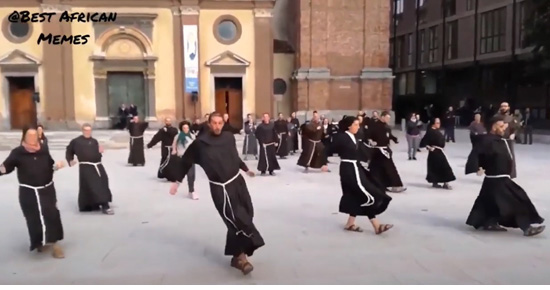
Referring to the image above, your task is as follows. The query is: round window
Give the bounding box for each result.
[217,20,237,41]
[273,79,287,95]
[9,22,30,38]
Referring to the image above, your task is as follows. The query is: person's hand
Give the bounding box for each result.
[56,161,66,169]
[69,160,77,167]
[171,149,177,155]
[477,168,485,176]
[0,165,6,174]
[99,146,104,153]
[246,171,255,177]
[169,183,179,195]
[509,134,515,140]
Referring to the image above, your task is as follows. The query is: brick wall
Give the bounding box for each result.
[293,0,394,115]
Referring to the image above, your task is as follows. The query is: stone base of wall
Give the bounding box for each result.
[0,118,9,131]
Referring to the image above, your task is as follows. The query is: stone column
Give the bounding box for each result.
[180,5,200,119]
[254,8,274,116]
[41,3,76,129]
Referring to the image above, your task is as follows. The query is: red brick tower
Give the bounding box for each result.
[293,0,393,119]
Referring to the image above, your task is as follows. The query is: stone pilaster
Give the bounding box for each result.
[41,3,76,129]
[178,5,200,119]
[254,8,274,116]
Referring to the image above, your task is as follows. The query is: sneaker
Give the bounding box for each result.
[189,192,199,200]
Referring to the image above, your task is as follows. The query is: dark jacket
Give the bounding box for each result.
[406,120,421,136]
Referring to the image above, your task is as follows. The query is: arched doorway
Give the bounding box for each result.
[91,27,157,128]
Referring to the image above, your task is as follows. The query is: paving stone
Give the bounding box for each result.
[0,130,548,284]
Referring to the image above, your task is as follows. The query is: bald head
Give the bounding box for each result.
[164,117,172,126]
[499,102,510,114]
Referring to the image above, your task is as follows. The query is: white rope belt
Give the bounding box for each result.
[276,133,286,153]
[340,160,375,206]
[262,142,276,169]
[129,135,143,146]
[209,173,252,237]
[159,146,172,173]
[79,162,102,177]
[502,139,514,160]
[429,146,450,164]
[20,181,54,246]
[485,174,511,179]
[365,145,390,159]
[306,138,321,166]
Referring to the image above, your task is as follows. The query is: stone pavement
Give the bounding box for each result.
[0,130,549,284]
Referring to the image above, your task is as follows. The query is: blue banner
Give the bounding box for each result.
[185,77,198,93]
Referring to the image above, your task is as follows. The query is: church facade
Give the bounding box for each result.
[0,0,392,130]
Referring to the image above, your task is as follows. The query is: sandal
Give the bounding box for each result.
[230,257,254,275]
[376,224,393,235]
[344,225,363,232]
[524,225,545,237]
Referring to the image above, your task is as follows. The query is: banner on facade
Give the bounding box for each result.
[183,25,199,93]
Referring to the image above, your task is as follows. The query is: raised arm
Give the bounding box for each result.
[0,150,18,176]
[147,129,162,148]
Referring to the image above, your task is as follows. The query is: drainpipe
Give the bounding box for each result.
[305,0,312,123]
[473,0,480,103]
[392,0,398,110]
[509,0,518,107]
[414,0,421,99]
[441,0,447,105]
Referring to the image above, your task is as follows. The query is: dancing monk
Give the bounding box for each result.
[127,116,148,166]
[368,111,406,193]
[333,116,393,234]
[255,113,280,175]
[297,111,329,173]
[169,112,264,275]
[66,124,114,215]
[0,126,66,258]
[466,116,544,236]
[147,117,178,179]
[420,118,456,189]
[274,113,290,158]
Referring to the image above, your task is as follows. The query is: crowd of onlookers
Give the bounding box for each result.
[408,102,535,146]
